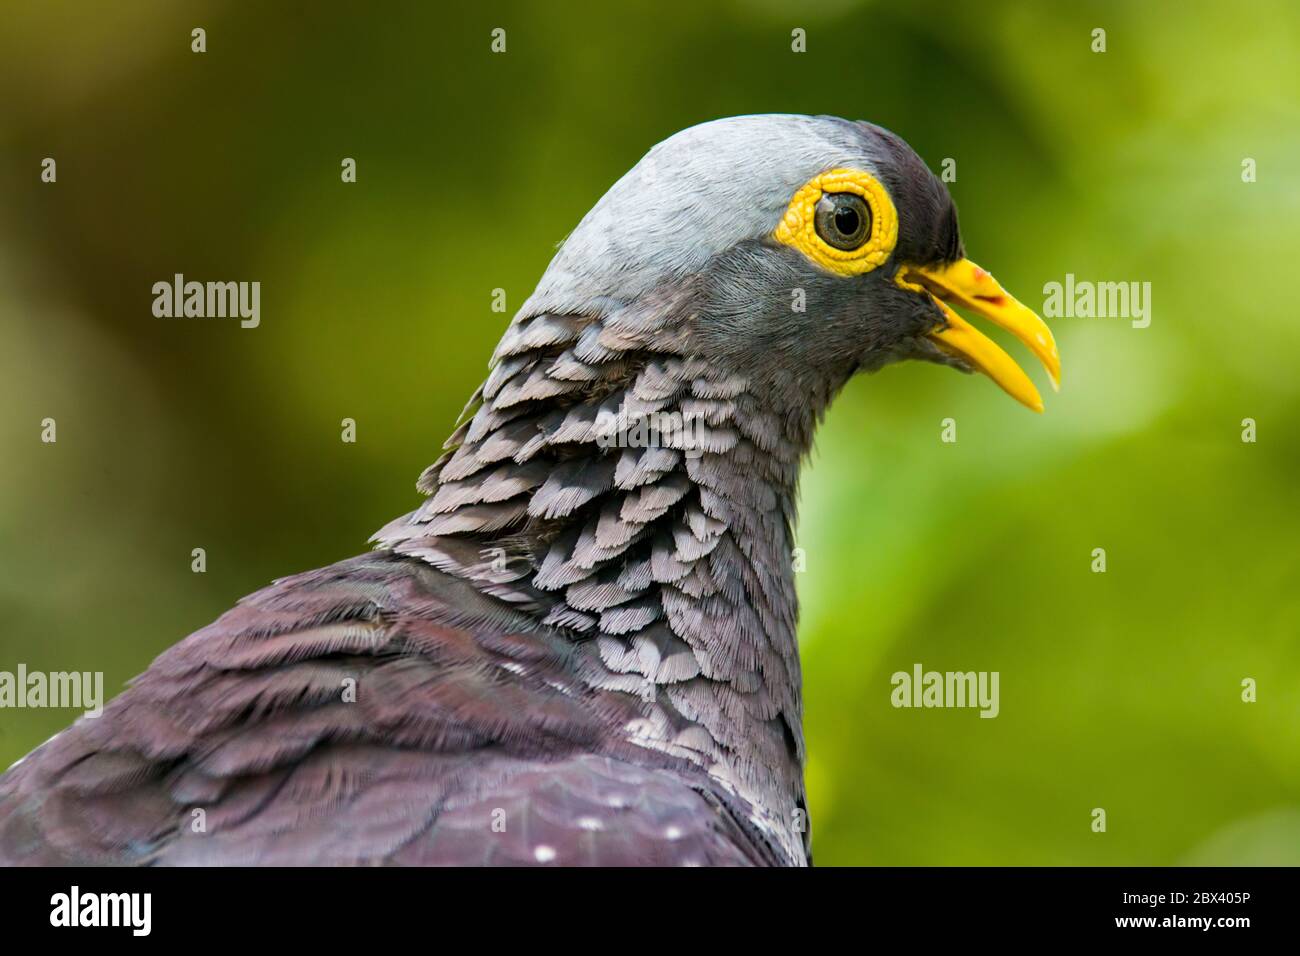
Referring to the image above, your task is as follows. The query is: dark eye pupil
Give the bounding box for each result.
[813,193,871,251]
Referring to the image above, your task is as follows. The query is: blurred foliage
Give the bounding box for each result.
[1,0,1298,865]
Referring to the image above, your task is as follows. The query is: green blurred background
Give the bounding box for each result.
[2,0,1298,865]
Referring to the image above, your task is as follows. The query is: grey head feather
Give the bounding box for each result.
[521,113,957,320]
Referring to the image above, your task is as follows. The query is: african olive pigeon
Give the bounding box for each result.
[0,114,1058,867]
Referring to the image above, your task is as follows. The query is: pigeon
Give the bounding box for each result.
[0,114,1058,867]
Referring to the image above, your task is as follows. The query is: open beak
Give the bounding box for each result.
[898,259,1060,413]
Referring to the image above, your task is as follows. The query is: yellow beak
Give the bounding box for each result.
[898,258,1060,413]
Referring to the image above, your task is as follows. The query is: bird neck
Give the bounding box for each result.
[374,303,830,864]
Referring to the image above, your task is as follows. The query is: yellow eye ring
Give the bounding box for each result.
[773,168,899,277]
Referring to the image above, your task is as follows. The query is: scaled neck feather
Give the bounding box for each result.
[374,288,838,864]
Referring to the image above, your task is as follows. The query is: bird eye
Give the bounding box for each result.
[774,169,898,276]
[814,192,871,251]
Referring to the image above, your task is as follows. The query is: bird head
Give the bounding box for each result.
[519,113,1059,413]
